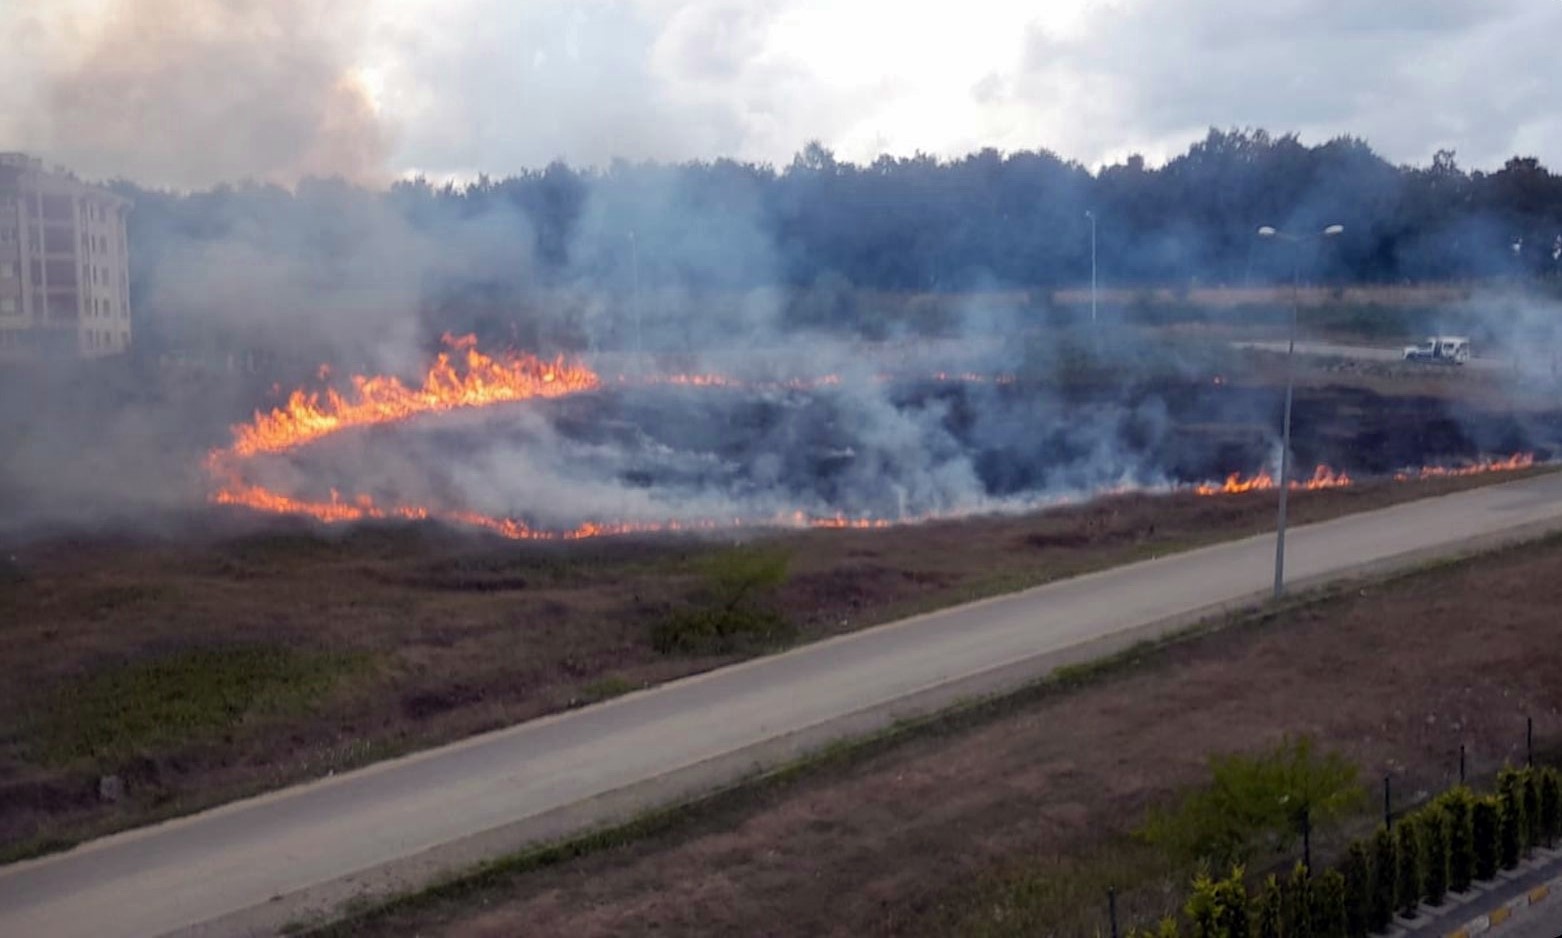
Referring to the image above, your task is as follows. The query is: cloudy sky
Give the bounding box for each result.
[3,0,1559,189]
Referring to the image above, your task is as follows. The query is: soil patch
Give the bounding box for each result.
[328,532,1562,938]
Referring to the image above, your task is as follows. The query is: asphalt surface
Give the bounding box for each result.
[1233,339,1535,374]
[6,473,1562,937]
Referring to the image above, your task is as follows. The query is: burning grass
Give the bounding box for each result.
[0,467,1551,863]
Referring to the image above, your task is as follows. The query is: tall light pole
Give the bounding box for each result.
[628,230,641,368]
[1257,223,1344,600]
[1085,210,1098,325]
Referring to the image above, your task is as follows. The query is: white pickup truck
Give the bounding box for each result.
[1402,336,1471,365]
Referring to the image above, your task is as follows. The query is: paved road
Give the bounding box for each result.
[1495,903,1562,938]
[1232,339,1530,373]
[6,473,1562,937]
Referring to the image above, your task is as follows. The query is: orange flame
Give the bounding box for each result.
[1393,452,1536,481]
[222,334,599,459]
[204,337,1544,539]
[1193,464,1352,496]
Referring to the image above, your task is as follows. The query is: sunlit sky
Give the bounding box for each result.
[3,0,1560,188]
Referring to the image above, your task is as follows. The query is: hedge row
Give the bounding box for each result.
[1130,765,1562,938]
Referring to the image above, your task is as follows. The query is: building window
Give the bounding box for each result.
[0,262,12,279]
[0,298,15,314]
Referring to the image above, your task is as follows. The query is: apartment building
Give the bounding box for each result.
[0,153,132,359]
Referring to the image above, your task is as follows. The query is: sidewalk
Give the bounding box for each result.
[1400,848,1562,938]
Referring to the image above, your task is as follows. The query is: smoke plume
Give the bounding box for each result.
[0,0,389,188]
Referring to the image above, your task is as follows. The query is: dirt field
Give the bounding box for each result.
[323,527,1562,938]
[0,462,1546,864]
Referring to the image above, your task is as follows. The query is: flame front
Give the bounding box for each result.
[224,334,600,459]
[1393,452,1536,481]
[205,337,1544,540]
[1193,464,1352,496]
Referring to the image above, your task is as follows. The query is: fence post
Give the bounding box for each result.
[1108,885,1119,938]
[1385,775,1393,829]
[1460,744,1466,785]
[1528,716,1534,768]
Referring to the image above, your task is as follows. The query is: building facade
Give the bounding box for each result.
[0,153,132,359]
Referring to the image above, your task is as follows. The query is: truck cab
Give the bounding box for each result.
[1403,336,1470,365]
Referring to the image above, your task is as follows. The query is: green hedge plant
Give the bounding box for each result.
[1311,867,1349,938]
[1540,768,1561,849]
[1442,788,1475,894]
[1369,826,1395,931]
[1395,817,1421,918]
[1340,840,1372,938]
[1473,797,1500,881]
[1421,807,1449,906]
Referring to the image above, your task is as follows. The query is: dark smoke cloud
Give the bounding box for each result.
[1,0,390,188]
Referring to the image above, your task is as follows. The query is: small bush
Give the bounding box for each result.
[1473,797,1501,881]
[1368,826,1395,932]
[1340,840,1371,938]
[651,546,792,654]
[1128,918,1183,938]
[1213,867,1251,938]
[1395,818,1421,918]
[1523,770,1542,851]
[1421,807,1449,905]
[1283,862,1312,938]
[1185,867,1249,938]
[1499,786,1523,870]
[1311,868,1349,938]
[1140,736,1362,869]
[1540,768,1561,848]
[1442,789,1475,893]
[1255,874,1283,938]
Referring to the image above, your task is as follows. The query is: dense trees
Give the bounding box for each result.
[107,129,1562,355]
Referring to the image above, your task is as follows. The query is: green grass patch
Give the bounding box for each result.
[576,675,639,705]
[931,839,1185,938]
[33,645,369,766]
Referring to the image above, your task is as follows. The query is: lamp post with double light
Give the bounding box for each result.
[1257,223,1344,599]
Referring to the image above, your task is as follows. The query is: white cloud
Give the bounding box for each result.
[5,0,1559,186]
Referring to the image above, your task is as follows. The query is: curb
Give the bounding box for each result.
[1444,874,1562,938]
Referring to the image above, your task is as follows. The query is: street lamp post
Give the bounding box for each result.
[1257,223,1344,600]
[628,230,641,368]
[1085,211,1098,325]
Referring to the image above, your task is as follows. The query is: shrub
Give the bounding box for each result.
[1213,866,1250,938]
[650,546,792,653]
[1140,736,1363,869]
[1255,874,1283,938]
[1340,840,1372,938]
[1523,770,1542,851]
[1129,918,1180,938]
[1499,787,1523,870]
[1421,807,1449,905]
[1283,862,1313,938]
[1311,868,1349,938]
[1540,768,1561,848]
[1368,826,1395,932]
[1442,789,1475,893]
[1473,797,1500,881]
[1395,817,1422,918]
[1184,873,1218,938]
[1185,867,1249,938]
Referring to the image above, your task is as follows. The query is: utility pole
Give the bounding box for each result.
[1256,224,1343,599]
[1085,211,1098,325]
[628,230,641,370]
